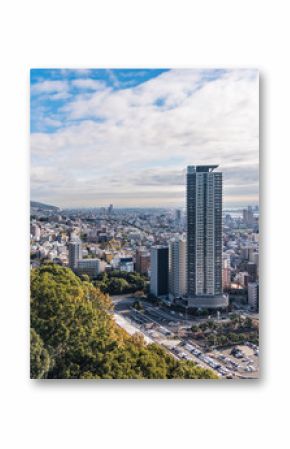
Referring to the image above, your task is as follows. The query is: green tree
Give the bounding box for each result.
[244,317,253,328]
[132,300,143,311]
[30,265,218,379]
[30,328,51,379]
[108,277,130,294]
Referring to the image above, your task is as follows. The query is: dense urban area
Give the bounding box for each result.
[30,193,259,379]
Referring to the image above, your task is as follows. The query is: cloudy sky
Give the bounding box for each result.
[30,68,259,208]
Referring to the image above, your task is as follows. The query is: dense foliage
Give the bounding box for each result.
[191,315,259,348]
[31,265,217,379]
[93,270,148,295]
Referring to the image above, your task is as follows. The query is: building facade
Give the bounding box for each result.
[31,223,41,241]
[248,282,259,310]
[135,248,151,275]
[222,267,231,289]
[238,271,249,288]
[150,246,169,297]
[68,241,82,269]
[169,237,187,299]
[75,258,101,277]
[247,261,257,282]
[186,165,227,308]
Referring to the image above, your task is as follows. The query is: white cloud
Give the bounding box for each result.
[31,69,259,207]
[71,79,106,90]
[41,117,62,128]
[31,80,69,94]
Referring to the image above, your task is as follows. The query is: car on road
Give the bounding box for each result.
[192,349,202,356]
[184,344,195,352]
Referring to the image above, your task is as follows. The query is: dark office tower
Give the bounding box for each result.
[186,165,228,308]
[150,246,169,297]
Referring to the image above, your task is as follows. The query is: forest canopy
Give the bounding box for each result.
[30,265,218,379]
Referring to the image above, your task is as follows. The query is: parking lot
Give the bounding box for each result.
[112,295,259,379]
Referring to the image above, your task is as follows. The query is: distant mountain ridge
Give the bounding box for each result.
[30,201,60,211]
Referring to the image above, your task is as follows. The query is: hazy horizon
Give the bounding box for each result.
[31,200,259,211]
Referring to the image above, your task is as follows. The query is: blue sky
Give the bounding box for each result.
[30,68,259,208]
[30,69,169,133]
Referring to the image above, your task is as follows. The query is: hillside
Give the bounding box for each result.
[30,201,60,211]
[30,264,218,379]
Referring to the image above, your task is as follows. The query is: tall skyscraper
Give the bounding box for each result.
[150,246,169,297]
[246,261,257,282]
[243,205,255,225]
[169,237,187,300]
[248,282,259,311]
[186,165,228,308]
[68,241,82,270]
[175,209,182,224]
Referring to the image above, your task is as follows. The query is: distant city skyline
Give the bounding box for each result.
[31,68,259,208]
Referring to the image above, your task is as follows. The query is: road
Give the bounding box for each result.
[111,295,223,376]
[111,295,259,379]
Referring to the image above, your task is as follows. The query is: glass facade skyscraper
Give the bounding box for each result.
[150,246,169,297]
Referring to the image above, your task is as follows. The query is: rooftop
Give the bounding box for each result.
[187,165,219,173]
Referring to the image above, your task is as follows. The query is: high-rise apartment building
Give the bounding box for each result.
[169,237,187,300]
[247,261,257,282]
[175,209,182,224]
[68,241,82,269]
[248,282,259,311]
[222,267,231,289]
[150,246,169,297]
[186,165,228,308]
[68,240,102,277]
[243,206,255,225]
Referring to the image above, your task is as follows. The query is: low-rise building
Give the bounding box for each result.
[75,258,101,277]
